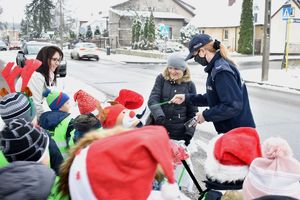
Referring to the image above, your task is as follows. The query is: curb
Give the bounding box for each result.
[123,61,167,65]
[245,80,300,94]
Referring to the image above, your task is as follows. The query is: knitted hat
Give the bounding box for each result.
[43,88,69,111]
[114,89,144,109]
[0,118,49,162]
[0,93,36,124]
[205,127,262,190]
[242,137,300,199]
[69,126,178,200]
[74,90,98,114]
[167,53,187,71]
[73,113,101,142]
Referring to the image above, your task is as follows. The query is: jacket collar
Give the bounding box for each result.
[204,51,222,73]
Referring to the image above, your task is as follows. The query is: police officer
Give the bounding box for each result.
[171,34,255,134]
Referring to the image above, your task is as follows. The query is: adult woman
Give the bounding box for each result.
[16,45,63,119]
[148,53,198,146]
[171,34,255,134]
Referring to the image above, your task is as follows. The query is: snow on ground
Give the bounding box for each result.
[241,68,300,94]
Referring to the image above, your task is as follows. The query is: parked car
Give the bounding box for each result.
[0,40,8,51]
[9,41,22,50]
[16,41,67,77]
[70,42,100,61]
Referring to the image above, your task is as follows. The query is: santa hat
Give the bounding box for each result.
[114,89,144,109]
[100,104,138,128]
[68,126,179,200]
[43,88,69,111]
[204,127,262,190]
[74,90,98,114]
[242,137,300,199]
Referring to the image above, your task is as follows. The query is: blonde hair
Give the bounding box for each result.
[162,66,191,84]
[203,41,236,66]
[221,190,243,200]
[58,126,127,196]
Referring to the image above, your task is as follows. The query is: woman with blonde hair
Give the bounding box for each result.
[148,53,198,146]
[171,34,255,134]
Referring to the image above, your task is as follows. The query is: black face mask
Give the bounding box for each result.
[194,54,208,66]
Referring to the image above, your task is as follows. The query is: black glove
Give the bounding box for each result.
[155,116,166,125]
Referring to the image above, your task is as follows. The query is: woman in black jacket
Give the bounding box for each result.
[148,53,198,146]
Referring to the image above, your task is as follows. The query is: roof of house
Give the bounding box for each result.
[173,0,196,16]
[111,0,195,16]
[189,0,289,28]
[110,8,187,20]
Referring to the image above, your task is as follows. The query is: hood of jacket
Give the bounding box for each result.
[0,161,55,200]
[39,110,70,131]
[162,66,192,84]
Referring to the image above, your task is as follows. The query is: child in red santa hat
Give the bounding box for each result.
[98,89,145,129]
[58,126,190,200]
[74,89,144,130]
[203,127,262,199]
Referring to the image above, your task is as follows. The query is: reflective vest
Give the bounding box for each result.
[0,151,9,168]
[48,176,69,200]
[48,116,75,159]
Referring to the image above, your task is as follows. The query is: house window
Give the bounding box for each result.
[223,29,229,40]
[253,13,258,23]
[199,30,205,34]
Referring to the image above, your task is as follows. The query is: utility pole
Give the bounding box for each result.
[59,0,64,49]
[261,0,271,81]
[252,1,258,56]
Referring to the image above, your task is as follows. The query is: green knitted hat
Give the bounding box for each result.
[43,88,70,111]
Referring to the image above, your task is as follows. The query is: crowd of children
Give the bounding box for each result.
[0,54,299,200]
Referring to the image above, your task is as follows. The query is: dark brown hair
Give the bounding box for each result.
[36,46,63,86]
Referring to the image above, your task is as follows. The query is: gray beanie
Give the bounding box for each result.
[0,93,36,125]
[167,53,187,71]
[0,118,49,162]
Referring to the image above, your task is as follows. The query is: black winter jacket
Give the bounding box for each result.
[186,52,255,133]
[148,69,198,145]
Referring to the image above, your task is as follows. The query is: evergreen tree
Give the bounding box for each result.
[20,19,29,38]
[148,11,156,43]
[86,25,93,39]
[94,26,101,38]
[69,30,77,40]
[143,18,149,41]
[238,0,253,54]
[131,17,142,49]
[180,24,199,44]
[26,0,55,38]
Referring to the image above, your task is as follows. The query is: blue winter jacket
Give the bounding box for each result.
[186,52,255,133]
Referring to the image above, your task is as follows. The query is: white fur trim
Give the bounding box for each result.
[204,135,249,182]
[69,146,97,200]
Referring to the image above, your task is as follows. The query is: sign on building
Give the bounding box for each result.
[159,24,170,38]
[282,4,294,20]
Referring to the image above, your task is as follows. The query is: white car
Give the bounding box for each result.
[70,42,100,61]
